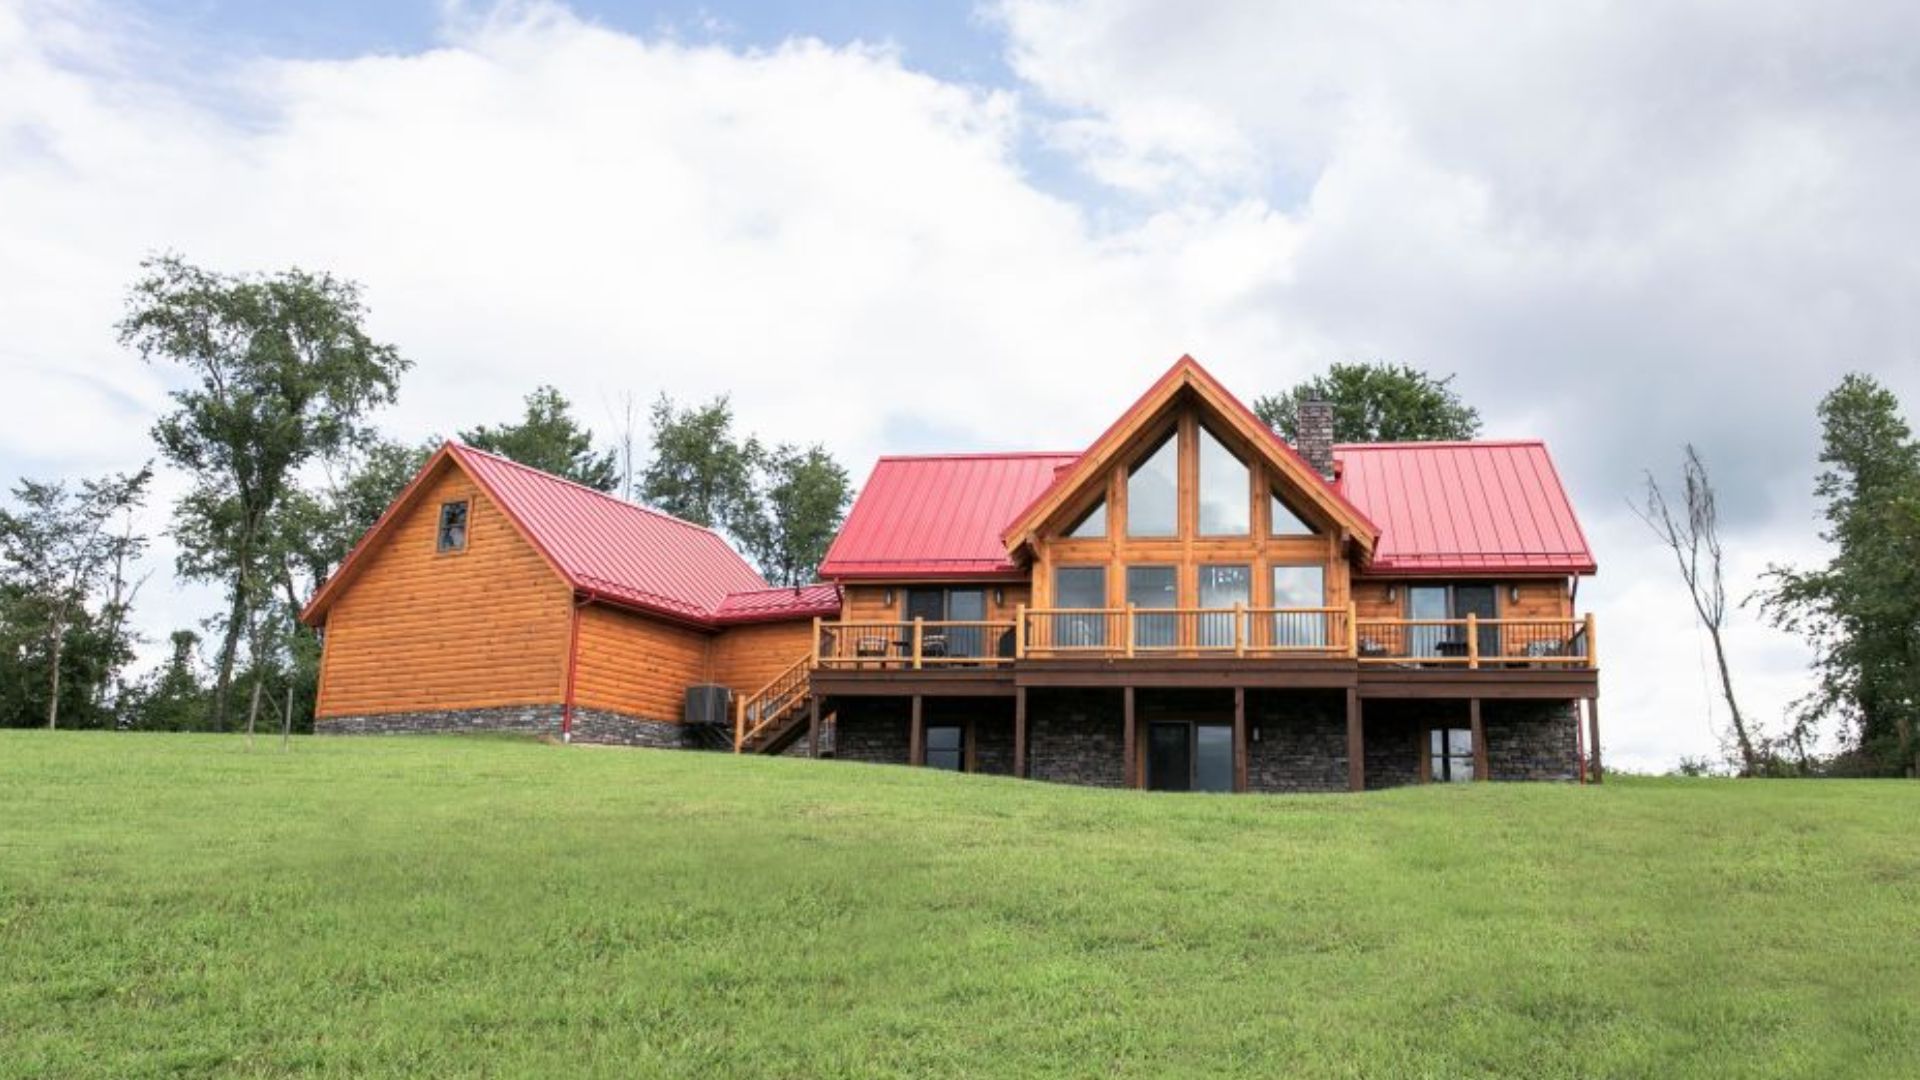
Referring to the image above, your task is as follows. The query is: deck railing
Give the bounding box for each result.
[815,618,1018,669]
[811,610,1596,670]
[1022,605,1353,659]
[1353,614,1595,669]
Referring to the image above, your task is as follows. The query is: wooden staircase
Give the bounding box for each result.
[734,654,826,755]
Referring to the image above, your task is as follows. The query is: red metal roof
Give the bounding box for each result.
[818,452,1080,578]
[1333,441,1596,574]
[712,584,844,624]
[302,442,841,627]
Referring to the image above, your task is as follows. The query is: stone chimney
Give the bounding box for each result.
[1295,399,1336,479]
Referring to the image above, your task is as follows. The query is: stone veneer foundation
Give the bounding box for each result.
[316,704,693,748]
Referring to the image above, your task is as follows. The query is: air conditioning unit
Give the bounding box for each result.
[684,684,733,727]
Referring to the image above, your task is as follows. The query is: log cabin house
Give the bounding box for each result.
[303,355,1601,792]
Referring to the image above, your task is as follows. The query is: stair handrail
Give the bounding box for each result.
[735,652,814,751]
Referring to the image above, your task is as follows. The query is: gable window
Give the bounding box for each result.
[1270,565,1327,647]
[1052,566,1108,648]
[1270,492,1316,536]
[1197,564,1250,647]
[1067,498,1107,539]
[1127,434,1178,537]
[1429,728,1475,782]
[1126,565,1177,648]
[437,501,469,553]
[926,725,965,771]
[1197,425,1250,535]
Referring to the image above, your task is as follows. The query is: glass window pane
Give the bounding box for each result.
[1068,499,1106,538]
[1269,564,1328,647]
[1194,724,1233,792]
[1447,729,1474,755]
[1197,426,1250,535]
[945,590,987,657]
[1409,586,1449,657]
[1271,492,1315,536]
[1052,566,1108,647]
[926,726,962,751]
[1127,566,1177,648]
[1197,565,1250,647]
[1127,434,1178,537]
[927,749,963,771]
[1447,755,1474,782]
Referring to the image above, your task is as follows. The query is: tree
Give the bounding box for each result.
[1758,374,1920,777]
[119,254,409,731]
[124,630,211,731]
[732,444,852,586]
[640,395,753,529]
[1254,362,1482,443]
[460,386,617,491]
[1635,446,1766,774]
[0,468,150,729]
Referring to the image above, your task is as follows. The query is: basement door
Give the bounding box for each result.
[1147,721,1233,793]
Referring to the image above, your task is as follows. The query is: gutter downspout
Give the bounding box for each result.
[562,595,588,743]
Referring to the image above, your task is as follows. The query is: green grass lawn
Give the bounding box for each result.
[1,734,1915,1078]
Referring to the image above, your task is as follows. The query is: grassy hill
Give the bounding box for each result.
[1,733,1915,1078]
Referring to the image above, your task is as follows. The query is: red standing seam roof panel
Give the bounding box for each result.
[454,444,840,623]
[1332,440,1596,574]
[818,452,1080,578]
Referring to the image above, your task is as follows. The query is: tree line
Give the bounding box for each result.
[0,256,848,734]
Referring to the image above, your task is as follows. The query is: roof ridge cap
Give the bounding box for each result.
[875,450,1080,462]
[452,441,733,541]
[1334,438,1547,450]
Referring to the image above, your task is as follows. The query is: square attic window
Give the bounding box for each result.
[437,500,469,553]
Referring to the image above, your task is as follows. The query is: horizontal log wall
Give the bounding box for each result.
[316,467,571,718]
[709,619,815,693]
[573,604,711,723]
[1351,578,1572,620]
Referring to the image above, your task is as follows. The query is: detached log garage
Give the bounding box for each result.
[299,442,840,746]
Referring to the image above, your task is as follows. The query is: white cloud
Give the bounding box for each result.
[4,0,1908,766]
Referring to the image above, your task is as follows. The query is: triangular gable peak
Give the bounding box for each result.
[1002,355,1379,557]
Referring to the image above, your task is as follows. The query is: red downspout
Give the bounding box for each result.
[562,596,587,743]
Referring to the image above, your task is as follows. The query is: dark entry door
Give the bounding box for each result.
[1452,585,1499,660]
[1148,722,1192,791]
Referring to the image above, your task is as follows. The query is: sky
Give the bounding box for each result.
[5,0,1919,769]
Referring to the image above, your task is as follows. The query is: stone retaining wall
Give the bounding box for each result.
[316,705,691,748]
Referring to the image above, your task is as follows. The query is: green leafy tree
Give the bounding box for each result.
[640,395,753,529]
[119,254,409,731]
[125,630,211,731]
[1758,374,1920,776]
[0,468,151,729]
[1255,362,1482,443]
[732,444,851,586]
[460,386,617,491]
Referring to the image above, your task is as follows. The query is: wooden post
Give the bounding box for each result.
[1346,601,1359,658]
[733,695,745,754]
[1470,697,1488,782]
[909,694,924,766]
[1587,697,1602,783]
[1123,687,1137,789]
[1125,602,1137,658]
[912,617,924,671]
[812,615,823,666]
[1575,696,1587,785]
[1585,612,1598,669]
[1014,686,1028,779]
[804,694,819,758]
[1233,687,1247,793]
[1346,688,1364,792]
[1466,612,1479,669]
[1015,603,1027,659]
[1233,601,1246,658]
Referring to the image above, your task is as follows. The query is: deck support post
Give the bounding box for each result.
[1014,686,1028,779]
[909,694,924,767]
[1233,687,1248,793]
[1123,687,1137,789]
[1470,697,1488,782]
[1587,697,1602,783]
[807,694,820,759]
[1346,688,1364,792]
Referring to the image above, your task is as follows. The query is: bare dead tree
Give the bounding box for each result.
[606,391,641,503]
[1635,445,1764,774]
